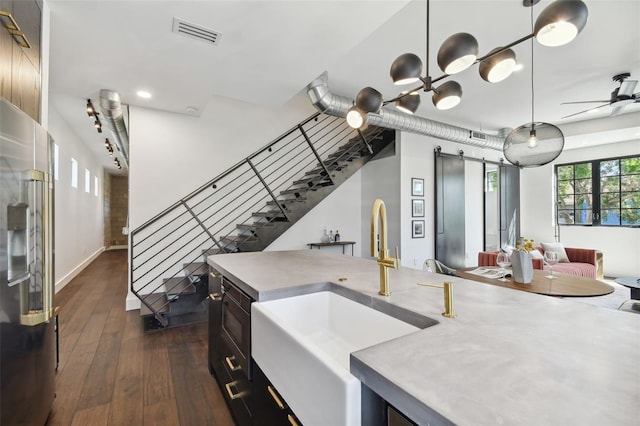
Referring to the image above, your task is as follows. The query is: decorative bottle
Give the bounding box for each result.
[321,228,330,243]
[329,230,335,243]
[334,230,340,242]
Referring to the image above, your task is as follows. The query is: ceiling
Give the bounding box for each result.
[47,0,640,173]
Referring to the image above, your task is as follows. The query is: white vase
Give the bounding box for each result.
[511,251,534,284]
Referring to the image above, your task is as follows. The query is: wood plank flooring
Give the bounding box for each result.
[47,249,234,426]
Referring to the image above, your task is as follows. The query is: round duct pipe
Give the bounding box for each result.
[306,73,505,151]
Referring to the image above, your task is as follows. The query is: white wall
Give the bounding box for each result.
[521,139,640,277]
[266,170,362,257]
[128,94,316,229]
[361,143,401,262]
[48,106,105,292]
[398,133,503,269]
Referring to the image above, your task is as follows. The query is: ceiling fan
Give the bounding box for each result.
[561,73,640,119]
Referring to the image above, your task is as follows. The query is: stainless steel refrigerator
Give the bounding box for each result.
[0,97,55,425]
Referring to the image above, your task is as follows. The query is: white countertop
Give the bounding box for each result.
[208,250,640,426]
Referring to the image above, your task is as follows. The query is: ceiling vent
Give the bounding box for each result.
[172,17,222,46]
[469,130,488,142]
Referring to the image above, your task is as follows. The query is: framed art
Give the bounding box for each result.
[412,220,425,238]
[411,178,424,196]
[412,199,424,217]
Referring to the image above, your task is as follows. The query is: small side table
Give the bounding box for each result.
[614,277,640,300]
[307,241,356,256]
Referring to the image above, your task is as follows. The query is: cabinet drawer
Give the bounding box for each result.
[218,351,252,426]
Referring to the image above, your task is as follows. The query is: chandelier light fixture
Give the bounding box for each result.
[347,0,588,129]
[503,0,566,167]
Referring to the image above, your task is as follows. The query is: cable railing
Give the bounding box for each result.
[130,112,385,326]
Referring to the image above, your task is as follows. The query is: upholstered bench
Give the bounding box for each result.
[478,245,602,280]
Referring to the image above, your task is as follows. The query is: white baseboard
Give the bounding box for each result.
[107,245,128,250]
[55,247,105,293]
[126,294,141,311]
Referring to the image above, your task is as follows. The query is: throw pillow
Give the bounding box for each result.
[501,245,515,256]
[540,242,570,263]
[530,249,544,260]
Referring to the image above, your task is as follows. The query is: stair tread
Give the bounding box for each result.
[237,223,275,230]
[164,277,197,295]
[266,197,306,205]
[183,262,208,276]
[140,292,170,316]
[280,187,310,195]
[221,235,258,243]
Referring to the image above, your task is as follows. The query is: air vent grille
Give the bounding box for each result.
[172,17,222,46]
[469,130,488,142]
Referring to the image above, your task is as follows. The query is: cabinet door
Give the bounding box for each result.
[0,0,14,100]
[253,362,302,426]
[11,0,40,69]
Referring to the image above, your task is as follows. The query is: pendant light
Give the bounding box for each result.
[347,0,588,130]
[503,3,564,168]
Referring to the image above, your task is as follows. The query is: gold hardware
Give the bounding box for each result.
[0,10,31,48]
[287,414,300,426]
[417,281,457,318]
[224,381,245,400]
[338,277,348,282]
[267,385,285,409]
[371,199,398,296]
[225,356,241,372]
[209,293,222,302]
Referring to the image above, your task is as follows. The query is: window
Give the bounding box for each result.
[85,169,91,193]
[94,176,99,197]
[53,143,59,180]
[556,155,640,227]
[71,158,78,188]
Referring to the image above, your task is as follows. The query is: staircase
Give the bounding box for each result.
[131,113,395,329]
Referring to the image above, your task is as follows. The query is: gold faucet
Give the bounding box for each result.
[371,199,398,296]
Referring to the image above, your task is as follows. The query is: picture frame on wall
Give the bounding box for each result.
[412,220,425,238]
[412,199,424,217]
[411,178,424,196]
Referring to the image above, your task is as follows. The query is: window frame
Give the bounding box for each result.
[555,153,640,228]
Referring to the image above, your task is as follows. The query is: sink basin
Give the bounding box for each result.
[251,291,428,426]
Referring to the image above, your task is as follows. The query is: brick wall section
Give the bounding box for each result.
[105,174,128,247]
[103,172,111,246]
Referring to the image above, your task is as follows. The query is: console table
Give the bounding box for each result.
[307,241,355,256]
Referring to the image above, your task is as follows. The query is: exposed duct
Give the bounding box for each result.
[306,73,504,151]
[99,89,130,167]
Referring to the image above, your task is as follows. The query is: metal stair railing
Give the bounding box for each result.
[130,112,373,326]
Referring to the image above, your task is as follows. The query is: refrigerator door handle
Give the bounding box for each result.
[7,271,31,287]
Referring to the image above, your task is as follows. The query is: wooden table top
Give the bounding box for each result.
[456,267,614,297]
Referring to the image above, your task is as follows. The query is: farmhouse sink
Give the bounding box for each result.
[251,290,437,426]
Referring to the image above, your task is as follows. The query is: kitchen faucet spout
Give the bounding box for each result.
[371,199,398,296]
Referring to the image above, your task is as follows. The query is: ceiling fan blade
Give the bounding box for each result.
[561,103,610,119]
[618,80,638,96]
[561,100,610,105]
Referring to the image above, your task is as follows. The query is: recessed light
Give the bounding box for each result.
[186,106,198,113]
[513,63,524,72]
[137,90,152,99]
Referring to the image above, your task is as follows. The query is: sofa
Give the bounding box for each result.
[478,245,603,280]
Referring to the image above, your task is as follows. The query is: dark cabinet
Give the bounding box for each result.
[0,0,41,122]
[208,267,253,426]
[253,362,302,426]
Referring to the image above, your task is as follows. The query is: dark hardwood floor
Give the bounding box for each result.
[47,249,234,426]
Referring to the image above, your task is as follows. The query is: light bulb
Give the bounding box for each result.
[346,107,366,129]
[528,129,538,148]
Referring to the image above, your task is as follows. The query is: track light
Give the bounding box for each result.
[86,99,95,117]
[351,0,587,123]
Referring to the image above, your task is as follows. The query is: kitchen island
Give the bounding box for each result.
[208,250,640,425]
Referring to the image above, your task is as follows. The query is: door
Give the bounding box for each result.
[435,153,465,269]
